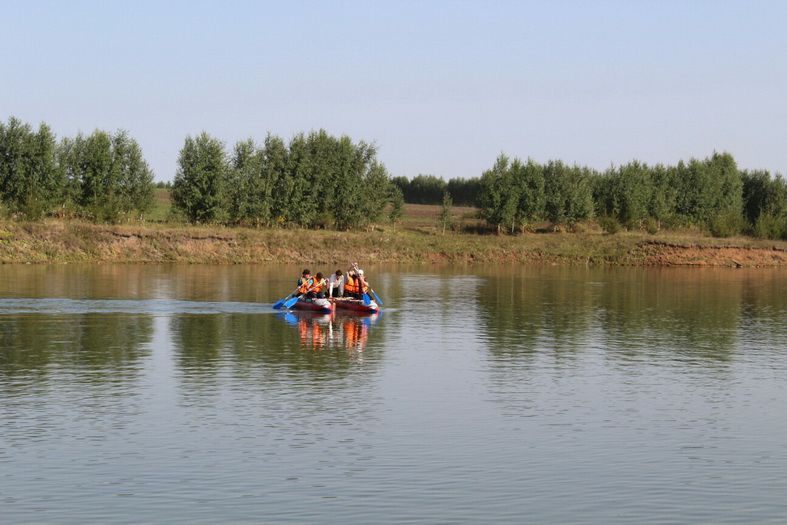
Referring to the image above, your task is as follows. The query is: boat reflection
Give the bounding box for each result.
[278,310,382,354]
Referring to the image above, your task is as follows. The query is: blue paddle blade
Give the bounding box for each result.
[362,293,371,306]
[284,295,300,309]
[371,290,383,306]
[272,299,285,309]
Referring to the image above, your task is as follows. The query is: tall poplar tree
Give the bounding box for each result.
[172,132,227,223]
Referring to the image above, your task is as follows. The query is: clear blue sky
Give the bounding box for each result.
[2,0,786,181]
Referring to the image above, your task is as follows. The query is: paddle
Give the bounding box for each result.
[283,275,320,309]
[284,281,321,309]
[283,294,302,309]
[370,289,383,306]
[273,287,300,309]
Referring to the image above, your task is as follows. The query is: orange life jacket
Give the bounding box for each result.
[298,277,314,294]
[345,276,365,294]
[312,278,327,293]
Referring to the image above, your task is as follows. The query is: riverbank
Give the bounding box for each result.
[1,220,786,267]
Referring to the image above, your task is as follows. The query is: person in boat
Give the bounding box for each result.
[328,269,344,298]
[344,267,369,300]
[297,269,314,297]
[308,272,328,299]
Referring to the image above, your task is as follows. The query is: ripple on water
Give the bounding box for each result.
[2,266,787,523]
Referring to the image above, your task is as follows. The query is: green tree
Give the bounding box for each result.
[648,164,678,228]
[511,158,545,232]
[227,139,263,225]
[388,183,404,230]
[0,118,62,218]
[359,160,392,227]
[172,132,227,223]
[324,134,360,230]
[78,130,115,220]
[446,177,482,206]
[439,191,453,234]
[263,134,289,225]
[404,174,446,204]
[284,133,317,227]
[543,161,594,226]
[111,130,154,216]
[674,152,743,234]
[742,170,787,239]
[326,136,389,230]
[601,161,653,228]
[56,130,154,221]
[742,170,787,224]
[480,154,519,233]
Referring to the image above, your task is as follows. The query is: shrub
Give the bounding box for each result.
[753,213,787,240]
[643,217,660,235]
[598,215,621,234]
[708,211,745,238]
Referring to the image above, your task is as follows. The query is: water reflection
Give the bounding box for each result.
[0,313,153,385]
[477,267,595,365]
[476,267,787,368]
[280,311,382,355]
[1,265,787,524]
[169,310,385,389]
[595,270,743,364]
[0,313,154,447]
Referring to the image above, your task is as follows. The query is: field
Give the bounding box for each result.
[148,189,480,231]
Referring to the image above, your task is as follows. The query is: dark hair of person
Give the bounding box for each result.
[316,272,324,280]
[302,269,310,275]
[335,269,343,276]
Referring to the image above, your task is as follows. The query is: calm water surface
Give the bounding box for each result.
[1,264,786,524]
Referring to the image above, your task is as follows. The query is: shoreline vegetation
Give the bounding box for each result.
[0,116,785,266]
[1,212,785,267]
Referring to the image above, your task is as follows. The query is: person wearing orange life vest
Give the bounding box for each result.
[297,269,328,300]
[343,266,369,300]
[297,269,314,294]
[309,272,328,299]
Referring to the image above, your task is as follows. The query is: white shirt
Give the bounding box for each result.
[328,274,345,297]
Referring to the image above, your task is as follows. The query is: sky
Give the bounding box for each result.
[2,0,787,181]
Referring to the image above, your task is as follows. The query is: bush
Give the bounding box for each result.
[753,213,787,240]
[643,217,660,235]
[708,211,745,238]
[598,215,621,234]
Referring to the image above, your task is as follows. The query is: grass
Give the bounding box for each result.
[142,188,175,223]
[0,217,784,266]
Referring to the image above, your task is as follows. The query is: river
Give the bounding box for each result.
[1,264,786,524]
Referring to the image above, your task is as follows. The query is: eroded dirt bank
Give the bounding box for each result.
[631,240,787,267]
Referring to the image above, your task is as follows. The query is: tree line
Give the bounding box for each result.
[0,117,154,221]
[391,174,481,206]
[478,152,787,239]
[2,116,785,238]
[0,117,397,229]
[171,130,395,229]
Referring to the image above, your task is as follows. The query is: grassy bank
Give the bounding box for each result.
[1,217,785,266]
[0,190,783,266]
